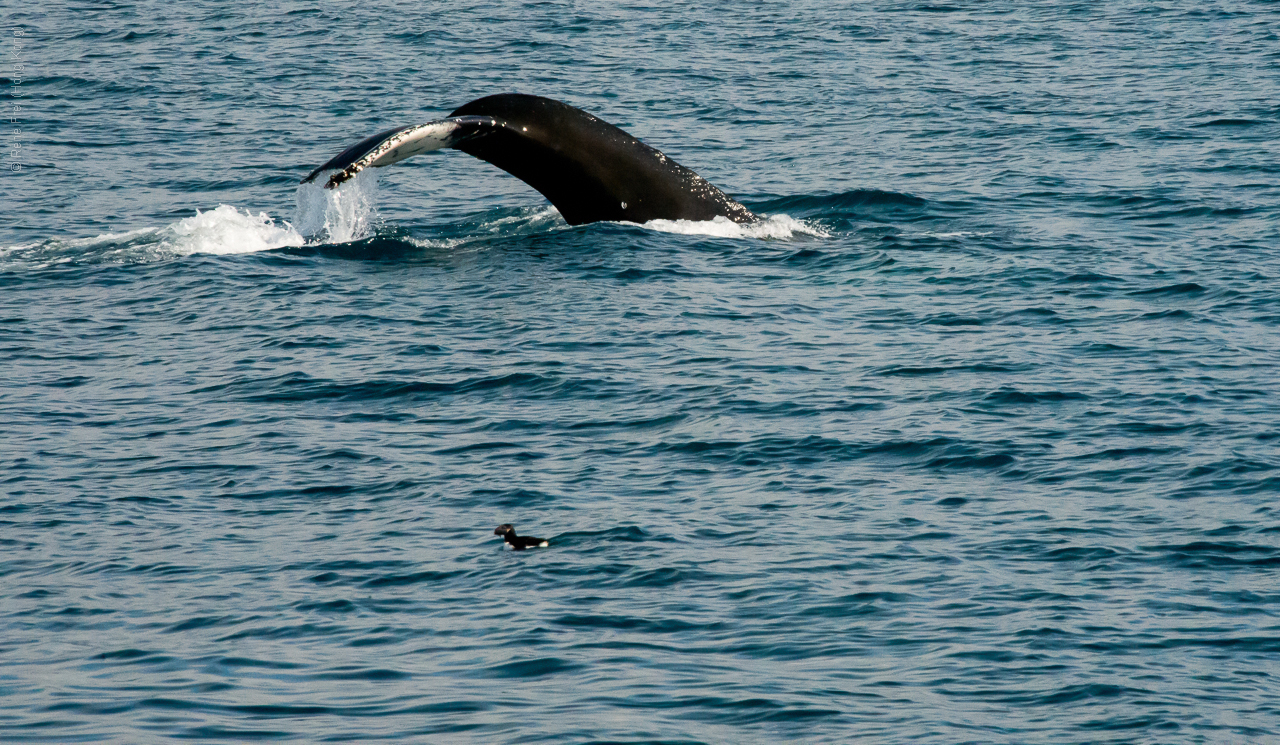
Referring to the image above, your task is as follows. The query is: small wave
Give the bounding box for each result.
[472,205,563,233]
[1194,118,1263,128]
[1128,282,1206,296]
[0,227,161,265]
[405,206,567,251]
[0,207,303,267]
[904,230,994,240]
[3,174,382,267]
[753,189,928,216]
[641,214,828,240]
[61,227,162,249]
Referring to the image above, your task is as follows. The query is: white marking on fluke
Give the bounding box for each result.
[314,116,500,190]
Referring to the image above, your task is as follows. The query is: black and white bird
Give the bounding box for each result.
[493,524,548,550]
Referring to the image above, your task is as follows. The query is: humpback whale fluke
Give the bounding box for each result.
[302,94,757,226]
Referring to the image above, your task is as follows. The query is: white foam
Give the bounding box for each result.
[0,240,45,258]
[293,168,380,244]
[405,235,463,251]
[157,205,304,255]
[640,214,828,240]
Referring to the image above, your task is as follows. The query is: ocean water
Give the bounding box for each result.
[4,1,1280,742]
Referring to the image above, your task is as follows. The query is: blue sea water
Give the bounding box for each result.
[4,1,1280,742]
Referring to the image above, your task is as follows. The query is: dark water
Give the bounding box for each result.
[5,2,1280,742]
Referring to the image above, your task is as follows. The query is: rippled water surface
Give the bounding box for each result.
[5,2,1280,742]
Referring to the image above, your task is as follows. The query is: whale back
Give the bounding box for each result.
[448,94,754,226]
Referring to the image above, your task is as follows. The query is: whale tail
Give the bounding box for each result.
[302,94,756,226]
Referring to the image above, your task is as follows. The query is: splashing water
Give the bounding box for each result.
[293,169,381,244]
[158,205,305,255]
